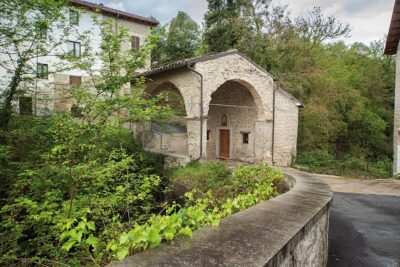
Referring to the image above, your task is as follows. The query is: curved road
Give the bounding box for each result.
[316,173,400,267]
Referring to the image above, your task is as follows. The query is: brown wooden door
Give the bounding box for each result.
[219,129,230,158]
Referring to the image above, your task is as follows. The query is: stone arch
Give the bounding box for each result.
[145,81,188,117]
[205,79,266,161]
[205,79,265,120]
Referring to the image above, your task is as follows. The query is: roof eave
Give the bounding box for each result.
[384,0,400,55]
[69,0,159,27]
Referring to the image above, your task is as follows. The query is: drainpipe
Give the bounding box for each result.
[271,81,277,165]
[187,64,203,159]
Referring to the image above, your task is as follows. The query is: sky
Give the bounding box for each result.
[97,0,395,44]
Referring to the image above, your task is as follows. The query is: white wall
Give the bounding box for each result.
[0,6,153,114]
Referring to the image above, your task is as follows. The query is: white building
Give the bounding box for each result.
[0,0,158,115]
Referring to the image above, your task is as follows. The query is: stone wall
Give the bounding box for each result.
[393,44,400,174]
[206,81,258,161]
[146,132,188,156]
[141,52,302,165]
[273,89,300,166]
[108,168,332,267]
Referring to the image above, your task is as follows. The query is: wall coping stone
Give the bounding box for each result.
[108,167,333,267]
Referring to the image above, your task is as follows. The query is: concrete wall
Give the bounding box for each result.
[108,168,332,267]
[273,90,300,166]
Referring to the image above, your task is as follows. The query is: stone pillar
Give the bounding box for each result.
[186,117,201,160]
[254,119,273,165]
[394,51,400,174]
[185,117,208,160]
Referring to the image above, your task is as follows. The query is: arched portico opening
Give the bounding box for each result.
[138,81,189,156]
[206,80,265,162]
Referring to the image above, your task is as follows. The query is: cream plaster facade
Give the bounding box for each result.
[139,51,302,166]
[0,1,156,115]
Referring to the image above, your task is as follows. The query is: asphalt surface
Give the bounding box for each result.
[328,192,400,267]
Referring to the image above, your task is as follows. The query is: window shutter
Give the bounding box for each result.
[131,36,140,51]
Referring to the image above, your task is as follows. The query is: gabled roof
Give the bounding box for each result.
[69,0,159,26]
[385,0,400,55]
[138,50,303,107]
[140,50,275,78]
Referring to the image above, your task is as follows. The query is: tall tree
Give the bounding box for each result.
[203,0,270,52]
[152,11,201,65]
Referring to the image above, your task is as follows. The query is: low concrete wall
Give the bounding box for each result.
[109,168,333,267]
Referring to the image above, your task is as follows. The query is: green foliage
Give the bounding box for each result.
[296,150,392,178]
[0,11,172,266]
[0,115,165,266]
[0,0,79,128]
[152,11,201,64]
[112,164,283,261]
[171,161,230,192]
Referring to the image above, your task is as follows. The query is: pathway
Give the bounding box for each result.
[305,171,400,267]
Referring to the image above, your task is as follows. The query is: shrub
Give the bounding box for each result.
[0,115,168,266]
[112,164,283,261]
[295,149,336,172]
[170,161,230,193]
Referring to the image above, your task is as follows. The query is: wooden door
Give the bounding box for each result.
[219,129,230,158]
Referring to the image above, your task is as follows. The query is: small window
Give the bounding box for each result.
[241,132,250,144]
[70,75,82,85]
[131,36,140,51]
[221,114,227,126]
[37,63,48,79]
[69,9,79,25]
[38,24,47,40]
[19,97,33,115]
[68,41,81,58]
[207,130,211,141]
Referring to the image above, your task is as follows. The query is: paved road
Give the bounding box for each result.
[315,173,400,267]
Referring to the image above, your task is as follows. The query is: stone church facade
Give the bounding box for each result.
[136,50,303,166]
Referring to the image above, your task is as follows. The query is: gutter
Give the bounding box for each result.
[187,64,203,159]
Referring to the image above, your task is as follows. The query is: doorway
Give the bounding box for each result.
[219,129,230,158]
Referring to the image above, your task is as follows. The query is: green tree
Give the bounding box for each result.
[152,11,201,64]
[0,16,171,266]
[0,0,79,128]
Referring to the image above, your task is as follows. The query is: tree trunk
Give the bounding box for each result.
[0,59,24,129]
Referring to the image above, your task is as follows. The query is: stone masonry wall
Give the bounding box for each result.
[273,90,299,166]
[108,169,332,267]
[207,81,258,161]
[143,53,300,164]
[268,207,329,267]
[393,44,400,174]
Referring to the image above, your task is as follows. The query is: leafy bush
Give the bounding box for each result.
[112,164,283,261]
[295,149,392,178]
[0,113,284,266]
[295,149,336,172]
[0,115,167,266]
[170,161,230,193]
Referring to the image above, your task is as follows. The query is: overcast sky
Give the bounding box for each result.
[97,0,395,44]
